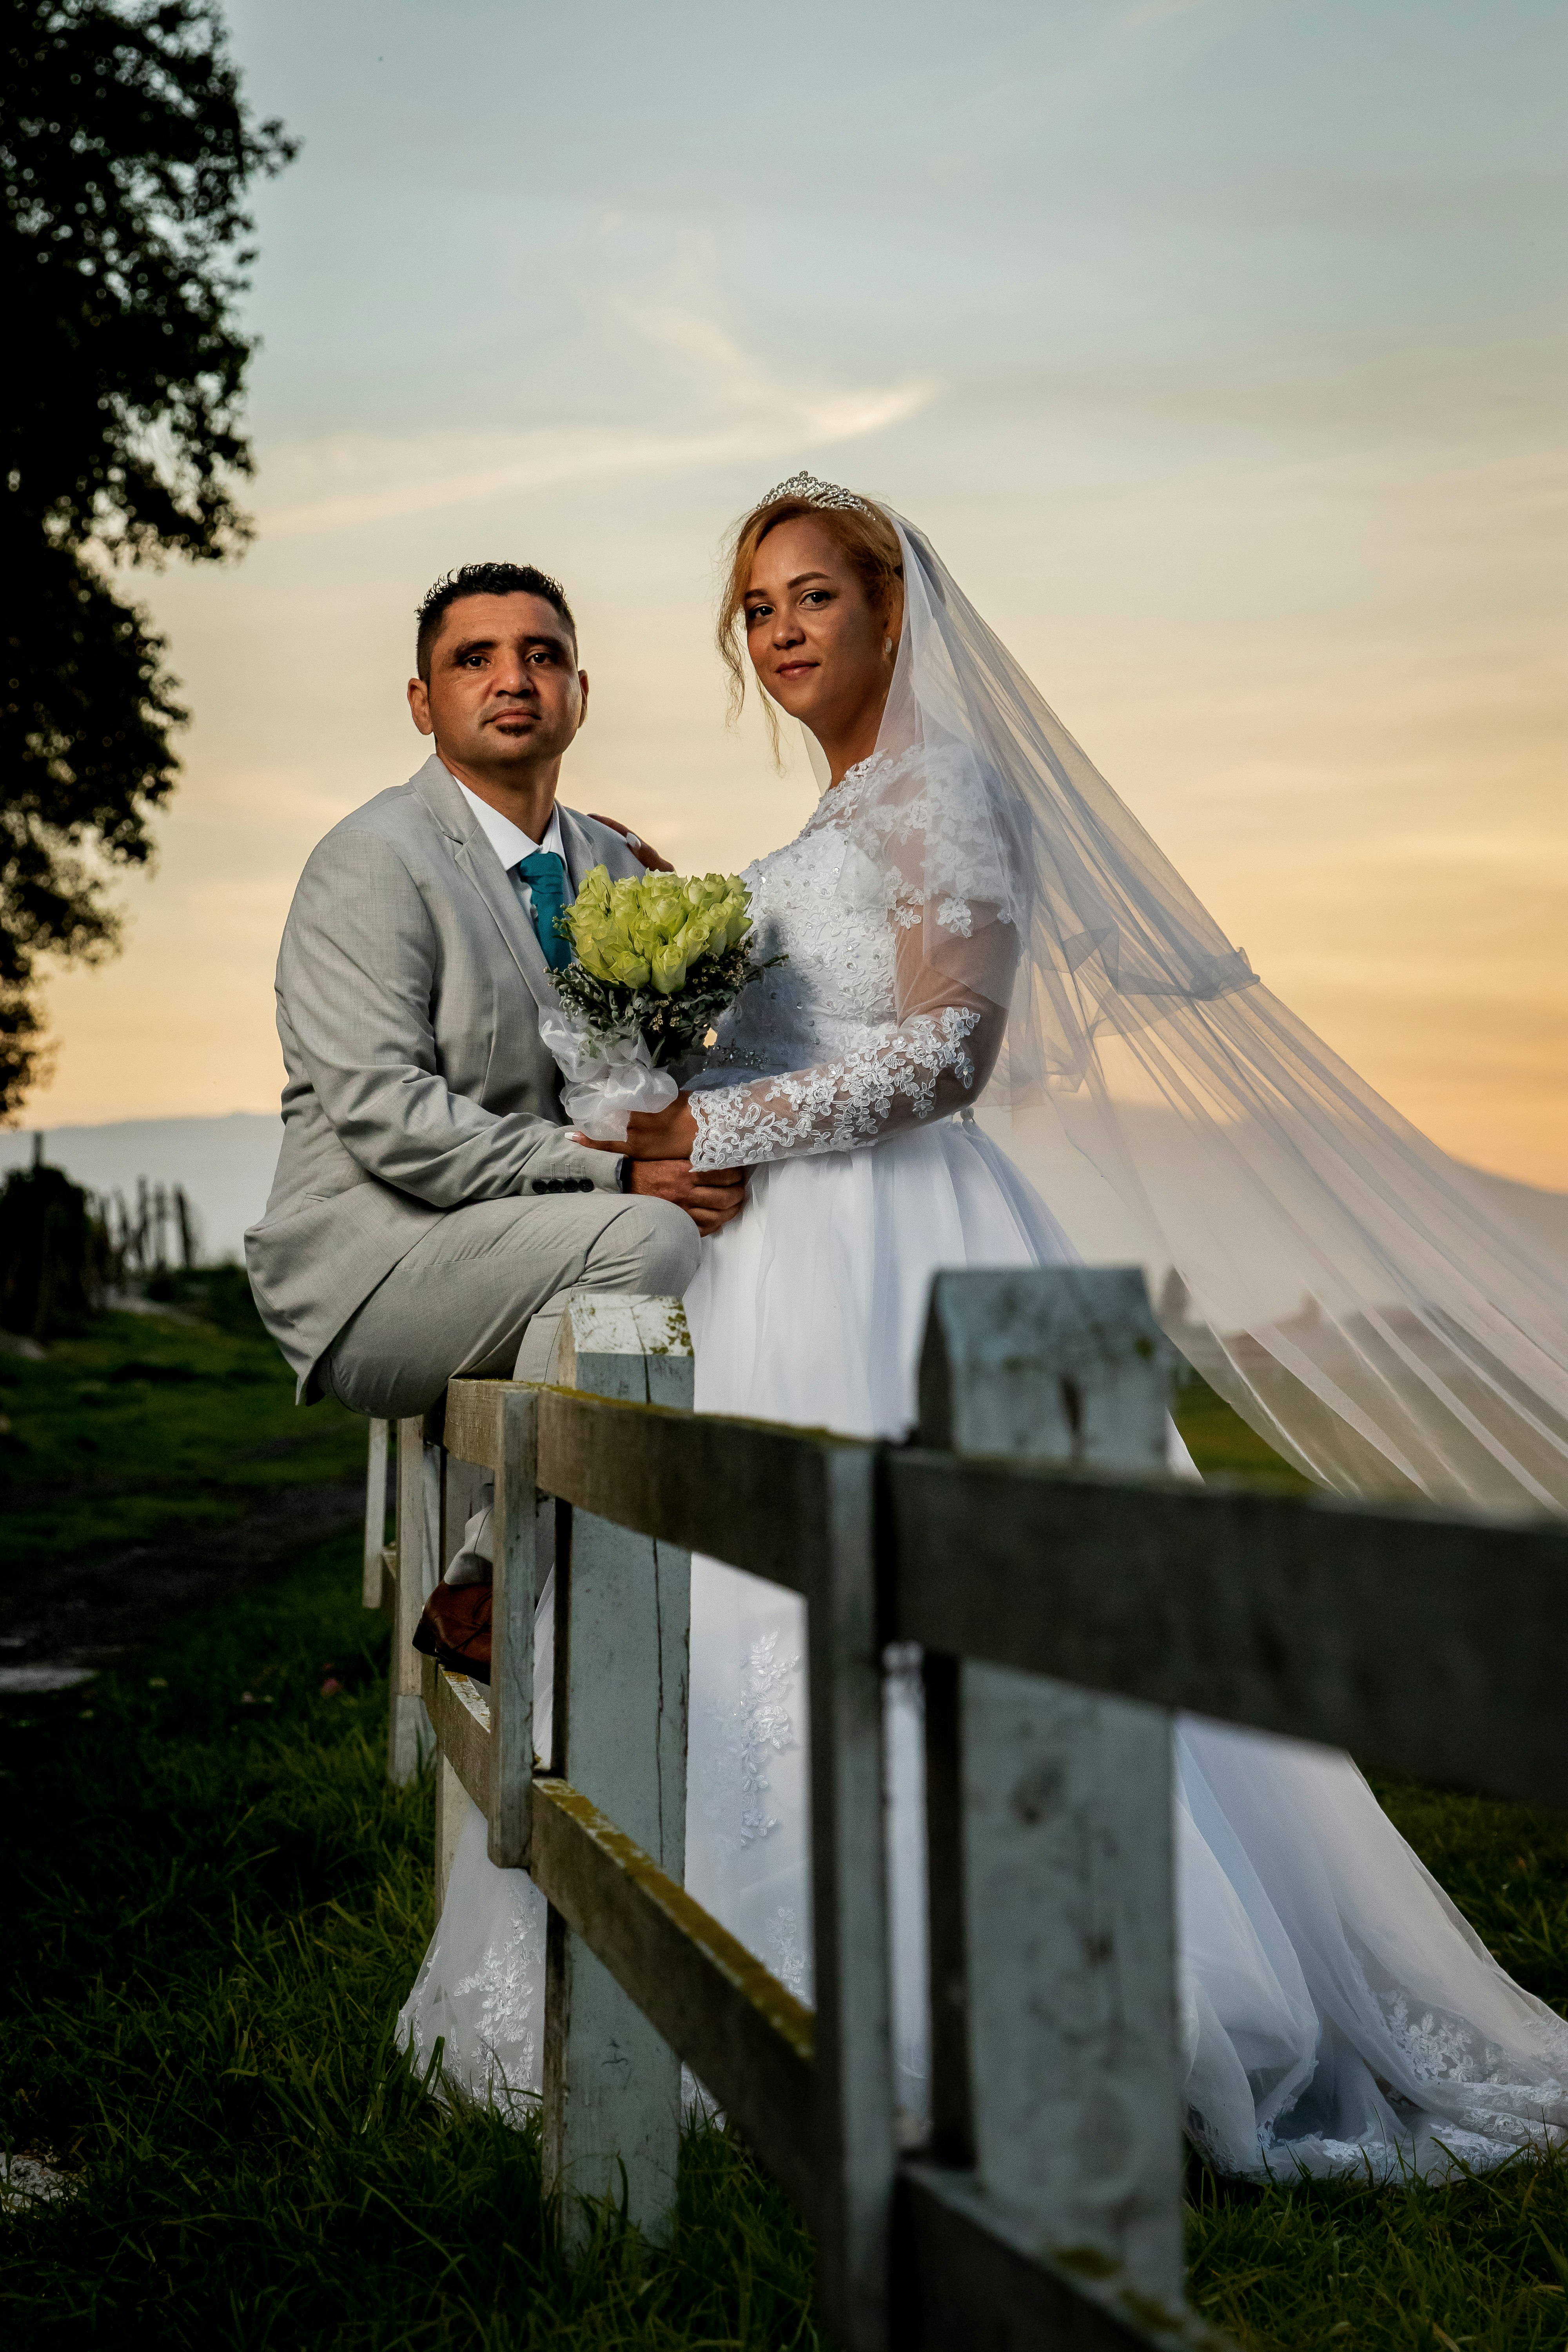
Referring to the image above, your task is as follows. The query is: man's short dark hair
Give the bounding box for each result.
[415,563,577,681]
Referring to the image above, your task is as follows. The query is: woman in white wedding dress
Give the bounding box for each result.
[401,474,1568,2183]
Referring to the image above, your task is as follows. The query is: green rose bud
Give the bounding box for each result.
[673,916,712,965]
[649,942,688,996]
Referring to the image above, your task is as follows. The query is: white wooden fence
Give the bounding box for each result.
[361,1267,1568,2352]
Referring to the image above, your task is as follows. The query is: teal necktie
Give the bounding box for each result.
[515,850,572,971]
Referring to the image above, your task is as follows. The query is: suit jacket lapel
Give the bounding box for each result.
[557,805,600,895]
[410,755,559,1014]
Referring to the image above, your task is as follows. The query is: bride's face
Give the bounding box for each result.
[742,518,892,744]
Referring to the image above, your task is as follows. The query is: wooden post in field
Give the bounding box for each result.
[434,1449,489,1911]
[543,1292,692,2246]
[389,1416,438,1784]
[916,1267,1185,2310]
[807,1441,894,2352]
[362,1419,389,1608]
[487,1386,540,1871]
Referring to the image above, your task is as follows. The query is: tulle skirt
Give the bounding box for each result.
[400,1117,1568,2178]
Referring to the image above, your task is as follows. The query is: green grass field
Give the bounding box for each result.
[3,1304,1567,2347]
[0,1268,368,1576]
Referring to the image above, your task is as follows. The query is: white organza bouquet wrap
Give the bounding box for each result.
[537,865,773,1143]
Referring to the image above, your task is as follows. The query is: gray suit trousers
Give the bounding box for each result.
[321,1189,700,1420]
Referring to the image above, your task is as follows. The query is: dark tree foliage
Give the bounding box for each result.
[2,1,296,1113]
[0,1158,109,1335]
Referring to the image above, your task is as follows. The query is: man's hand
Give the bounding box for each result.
[577,1093,698,1160]
[625,1157,746,1236]
[578,1096,743,1232]
[589,814,675,874]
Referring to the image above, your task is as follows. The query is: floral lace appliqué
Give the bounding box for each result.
[735,1628,800,1846]
[693,1007,980,1171]
[686,746,1007,1173]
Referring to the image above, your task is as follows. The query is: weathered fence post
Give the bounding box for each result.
[362,1419,389,1607]
[388,1416,438,1784]
[808,1441,894,2352]
[916,1267,1184,2310]
[488,1385,540,1870]
[435,1448,490,1910]
[543,1292,692,2243]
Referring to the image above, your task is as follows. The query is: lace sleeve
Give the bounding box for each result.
[689,750,1019,1171]
[688,993,1002,1169]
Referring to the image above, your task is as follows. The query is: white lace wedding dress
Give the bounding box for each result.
[400,749,1568,2182]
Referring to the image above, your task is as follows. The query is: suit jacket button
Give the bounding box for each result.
[531,1179,546,1194]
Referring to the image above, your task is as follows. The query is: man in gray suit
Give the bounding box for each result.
[246,561,744,1417]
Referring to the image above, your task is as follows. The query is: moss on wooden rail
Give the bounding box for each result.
[535,1777,814,2066]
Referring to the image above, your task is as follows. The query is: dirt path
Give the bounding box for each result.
[0,1480,366,1672]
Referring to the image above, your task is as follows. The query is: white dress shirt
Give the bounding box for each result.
[452,775,565,920]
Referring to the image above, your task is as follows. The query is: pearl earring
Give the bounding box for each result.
[883,636,893,655]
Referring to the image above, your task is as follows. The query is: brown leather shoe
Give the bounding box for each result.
[412,1580,492,1683]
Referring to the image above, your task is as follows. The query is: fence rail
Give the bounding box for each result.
[366,1268,1568,2352]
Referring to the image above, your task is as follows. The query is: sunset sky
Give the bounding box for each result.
[27,0,1566,1184]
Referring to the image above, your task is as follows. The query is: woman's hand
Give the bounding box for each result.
[576,1093,699,1161]
[588,815,675,874]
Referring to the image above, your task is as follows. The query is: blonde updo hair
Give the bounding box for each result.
[716,488,904,751]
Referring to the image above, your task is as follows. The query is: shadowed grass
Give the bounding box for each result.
[0,1532,822,2348]
[1187,2148,1568,2350]
[0,1276,368,1584]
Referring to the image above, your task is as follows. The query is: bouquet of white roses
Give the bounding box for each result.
[537,865,779,1141]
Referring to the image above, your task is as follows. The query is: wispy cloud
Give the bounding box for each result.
[260,314,935,539]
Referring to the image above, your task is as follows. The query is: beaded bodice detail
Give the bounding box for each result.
[688,758,993,1172]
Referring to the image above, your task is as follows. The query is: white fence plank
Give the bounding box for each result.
[895,2165,1232,2351]
[917,1269,1186,2313]
[362,1419,389,1607]
[434,1751,465,1913]
[806,1443,895,2352]
[542,1294,692,2242]
[488,1387,539,1869]
[388,1417,435,1784]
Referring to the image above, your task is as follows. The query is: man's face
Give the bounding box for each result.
[407,592,587,773]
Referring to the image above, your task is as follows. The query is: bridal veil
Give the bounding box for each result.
[834,500,1568,1514]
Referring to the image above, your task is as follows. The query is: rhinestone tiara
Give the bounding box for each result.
[757,470,871,515]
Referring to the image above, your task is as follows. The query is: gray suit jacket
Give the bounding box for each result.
[246,754,645,1396]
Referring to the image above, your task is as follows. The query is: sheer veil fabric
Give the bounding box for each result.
[399,490,1568,2183]
[828,512,1568,1513]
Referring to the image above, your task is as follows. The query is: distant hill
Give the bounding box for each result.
[0,1114,281,1265]
[1,1108,1563,1281]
